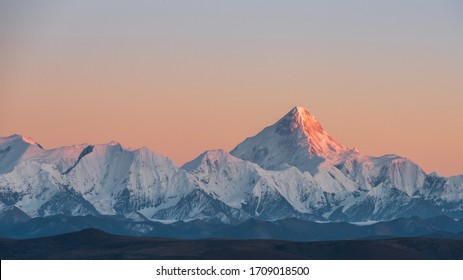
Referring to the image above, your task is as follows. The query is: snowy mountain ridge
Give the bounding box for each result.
[1,107,462,224]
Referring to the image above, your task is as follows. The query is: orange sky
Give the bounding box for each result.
[1,1,462,176]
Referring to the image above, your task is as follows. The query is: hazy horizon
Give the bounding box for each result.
[1,1,462,176]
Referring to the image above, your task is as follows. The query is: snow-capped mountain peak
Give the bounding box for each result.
[0,134,46,174]
[231,106,348,174]
[1,106,462,225]
[280,106,346,157]
[0,134,43,148]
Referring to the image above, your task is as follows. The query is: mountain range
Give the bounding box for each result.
[1,106,462,239]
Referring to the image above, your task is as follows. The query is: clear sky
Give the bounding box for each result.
[1,0,462,176]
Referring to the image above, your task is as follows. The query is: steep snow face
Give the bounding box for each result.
[229,106,427,197]
[0,135,45,174]
[231,106,350,174]
[0,136,194,217]
[0,134,92,175]
[445,175,463,201]
[1,102,463,224]
[0,160,97,217]
[183,150,329,219]
[228,106,462,220]
[335,154,427,196]
[369,156,426,196]
[424,175,463,204]
[0,134,41,147]
[66,144,193,215]
[182,149,435,222]
[183,150,261,208]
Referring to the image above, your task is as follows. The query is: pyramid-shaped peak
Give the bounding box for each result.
[280,106,345,155]
[284,106,311,124]
[293,105,311,114]
[288,106,313,118]
[277,106,325,138]
[231,106,348,173]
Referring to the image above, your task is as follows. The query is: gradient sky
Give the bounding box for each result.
[1,0,462,176]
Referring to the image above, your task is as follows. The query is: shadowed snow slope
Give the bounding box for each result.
[0,106,462,224]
